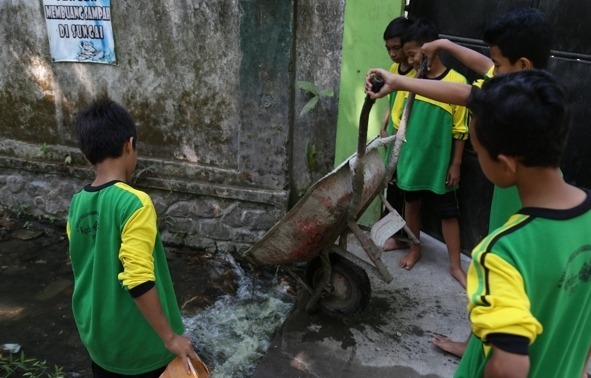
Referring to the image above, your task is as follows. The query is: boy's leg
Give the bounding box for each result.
[383,178,409,251]
[398,191,422,270]
[436,191,466,288]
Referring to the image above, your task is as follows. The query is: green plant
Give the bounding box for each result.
[63,153,72,165]
[297,81,334,116]
[38,143,48,158]
[0,352,65,377]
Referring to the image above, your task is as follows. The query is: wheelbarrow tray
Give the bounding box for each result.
[247,145,386,265]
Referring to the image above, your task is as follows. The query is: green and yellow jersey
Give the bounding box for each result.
[393,67,469,194]
[474,66,523,232]
[67,180,183,374]
[384,62,416,163]
[456,191,591,377]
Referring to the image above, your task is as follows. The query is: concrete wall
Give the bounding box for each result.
[0,0,344,253]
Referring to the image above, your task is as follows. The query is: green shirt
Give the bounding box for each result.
[67,181,183,374]
[393,68,469,194]
[474,66,522,232]
[456,191,591,377]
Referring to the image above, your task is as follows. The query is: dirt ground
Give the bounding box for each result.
[0,216,253,377]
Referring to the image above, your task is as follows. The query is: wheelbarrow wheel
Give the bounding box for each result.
[304,254,371,317]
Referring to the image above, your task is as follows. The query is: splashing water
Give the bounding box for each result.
[183,253,294,377]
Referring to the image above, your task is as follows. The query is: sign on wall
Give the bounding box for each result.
[43,0,116,64]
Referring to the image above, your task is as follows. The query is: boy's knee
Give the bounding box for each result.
[436,202,459,219]
[435,191,459,219]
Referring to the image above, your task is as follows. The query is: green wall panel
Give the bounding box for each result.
[336,0,404,226]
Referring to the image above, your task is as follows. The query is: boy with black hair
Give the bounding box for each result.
[67,96,198,377]
[422,7,553,235]
[456,69,591,378]
[386,17,469,287]
[379,16,416,252]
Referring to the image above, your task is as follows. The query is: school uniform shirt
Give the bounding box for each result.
[455,190,591,377]
[393,67,469,194]
[67,180,184,375]
[474,66,522,232]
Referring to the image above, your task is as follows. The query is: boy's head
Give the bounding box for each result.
[401,18,439,69]
[383,17,414,64]
[74,96,137,166]
[468,70,569,186]
[484,7,553,75]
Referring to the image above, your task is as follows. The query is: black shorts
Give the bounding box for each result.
[91,361,166,378]
[403,190,459,219]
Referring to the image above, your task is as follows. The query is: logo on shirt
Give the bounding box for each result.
[557,244,591,295]
[76,211,99,240]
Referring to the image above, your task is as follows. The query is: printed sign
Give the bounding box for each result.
[43,0,116,64]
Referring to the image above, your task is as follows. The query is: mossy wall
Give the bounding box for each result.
[0,0,345,251]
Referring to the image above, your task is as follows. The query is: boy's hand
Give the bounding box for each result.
[421,39,444,72]
[165,334,200,375]
[446,163,461,187]
[365,69,396,100]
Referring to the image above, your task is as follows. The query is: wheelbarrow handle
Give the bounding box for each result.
[349,77,386,221]
[357,77,385,159]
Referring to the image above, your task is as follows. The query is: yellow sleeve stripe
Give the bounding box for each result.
[467,215,543,344]
[114,182,158,290]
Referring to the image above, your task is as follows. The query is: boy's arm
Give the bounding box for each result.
[447,139,465,187]
[366,68,472,106]
[421,38,493,76]
[134,287,199,373]
[485,346,529,378]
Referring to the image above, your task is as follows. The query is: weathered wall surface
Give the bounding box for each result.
[0,0,344,252]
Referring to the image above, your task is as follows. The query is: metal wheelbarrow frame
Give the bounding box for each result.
[246,70,425,316]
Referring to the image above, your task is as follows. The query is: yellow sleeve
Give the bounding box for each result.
[467,251,543,344]
[392,91,408,130]
[473,65,495,88]
[451,103,469,140]
[117,202,157,289]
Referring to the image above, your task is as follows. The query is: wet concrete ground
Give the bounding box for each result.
[253,233,470,378]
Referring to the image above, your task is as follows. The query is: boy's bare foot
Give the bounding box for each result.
[383,237,409,251]
[432,335,466,358]
[398,249,421,270]
[450,266,467,288]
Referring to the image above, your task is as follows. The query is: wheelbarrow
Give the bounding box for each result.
[245,67,425,316]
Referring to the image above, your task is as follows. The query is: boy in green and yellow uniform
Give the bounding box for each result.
[389,18,469,288]
[378,16,416,251]
[67,97,199,376]
[457,69,591,378]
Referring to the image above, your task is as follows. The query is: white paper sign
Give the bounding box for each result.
[43,0,116,64]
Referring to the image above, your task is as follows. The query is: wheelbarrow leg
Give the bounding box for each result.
[305,250,332,314]
[347,220,393,283]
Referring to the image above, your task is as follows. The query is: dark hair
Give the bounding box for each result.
[74,96,137,165]
[483,7,553,69]
[383,17,414,41]
[467,70,570,167]
[401,17,439,46]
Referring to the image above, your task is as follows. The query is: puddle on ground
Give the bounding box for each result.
[183,253,294,378]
